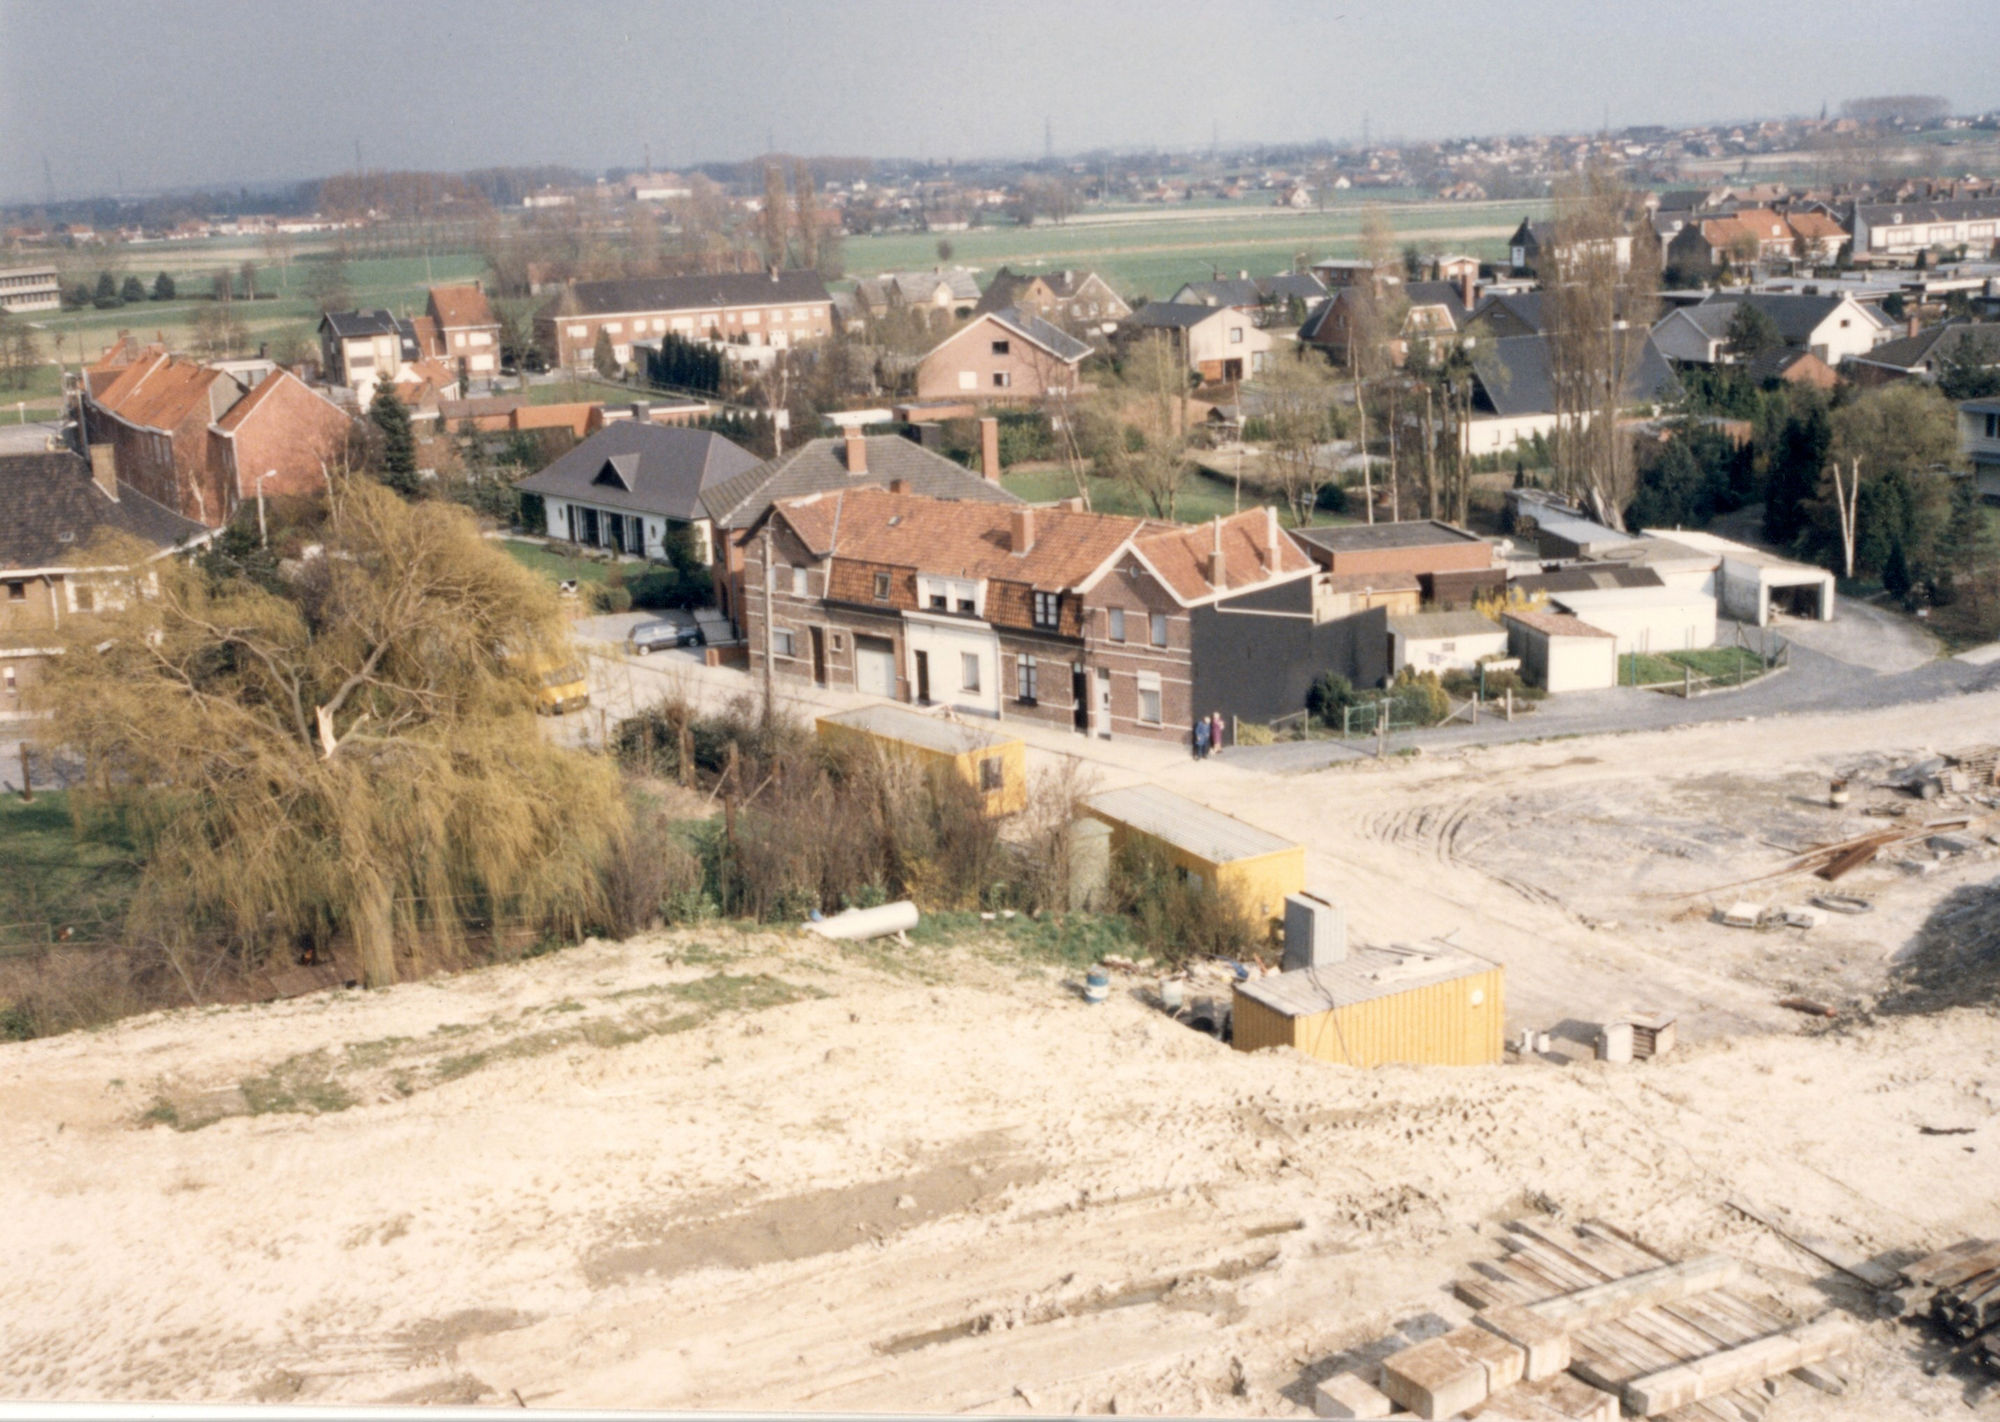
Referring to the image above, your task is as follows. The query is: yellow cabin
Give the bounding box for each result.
[815,705,1026,817]
[1231,946,1504,1067]
[1082,785,1305,926]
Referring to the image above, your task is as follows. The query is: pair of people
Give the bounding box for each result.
[1192,710,1226,760]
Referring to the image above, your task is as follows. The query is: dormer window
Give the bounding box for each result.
[1032,591,1061,629]
[592,455,637,490]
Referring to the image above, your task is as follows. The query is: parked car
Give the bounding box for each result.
[626,619,702,655]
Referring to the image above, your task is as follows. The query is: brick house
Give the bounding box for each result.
[1290,520,1505,607]
[974,267,1131,335]
[741,480,1384,744]
[913,307,1092,403]
[1,450,210,708]
[425,284,502,382]
[533,270,834,370]
[84,352,350,528]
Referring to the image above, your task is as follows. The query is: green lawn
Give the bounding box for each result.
[501,538,610,583]
[1620,646,1767,687]
[999,464,1351,527]
[0,791,140,947]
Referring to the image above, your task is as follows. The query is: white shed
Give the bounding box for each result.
[1504,609,1619,692]
[1638,529,1835,625]
[1386,610,1508,675]
[1547,586,1717,656]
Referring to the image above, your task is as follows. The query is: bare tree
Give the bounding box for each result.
[1258,354,1342,525]
[33,482,623,990]
[791,159,819,273]
[1343,204,1408,524]
[1114,332,1193,519]
[759,164,789,268]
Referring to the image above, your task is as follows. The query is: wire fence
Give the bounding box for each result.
[1622,626,1790,696]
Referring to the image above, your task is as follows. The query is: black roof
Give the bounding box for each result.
[320,309,401,339]
[1510,565,1665,595]
[1124,301,1227,331]
[547,270,832,319]
[1470,333,1682,418]
[1851,320,2000,372]
[513,423,762,522]
[1691,291,1857,346]
[702,435,1021,533]
[1469,291,1548,336]
[1,451,209,571]
[1292,520,1489,555]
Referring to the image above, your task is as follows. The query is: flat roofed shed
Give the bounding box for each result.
[1236,943,1496,1019]
[1291,519,1487,554]
[1084,785,1294,865]
[818,704,1013,757]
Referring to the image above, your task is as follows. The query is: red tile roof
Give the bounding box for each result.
[1504,608,1614,638]
[427,283,496,331]
[1134,508,1314,601]
[92,353,232,432]
[214,368,297,431]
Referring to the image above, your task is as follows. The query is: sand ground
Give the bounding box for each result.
[3,674,1998,1416]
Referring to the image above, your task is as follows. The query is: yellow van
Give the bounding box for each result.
[533,658,590,715]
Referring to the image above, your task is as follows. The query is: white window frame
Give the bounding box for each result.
[1137,673,1162,725]
[773,628,796,659]
[790,566,808,597]
[961,652,981,692]
[1108,607,1126,642]
[1150,612,1168,647]
[958,370,977,390]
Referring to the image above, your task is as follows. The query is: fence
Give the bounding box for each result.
[1622,626,1790,697]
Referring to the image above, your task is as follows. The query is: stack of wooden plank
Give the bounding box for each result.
[1626,1013,1677,1060]
[1887,1238,2000,1374]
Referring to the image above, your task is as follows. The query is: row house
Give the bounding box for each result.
[1664,209,1820,272]
[533,270,835,370]
[0,263,61,313]
[973,267,1131,336]
[84,349,350,528]
[1,450,210,707]
[1851,198,2000,256]
[740,479,1385,746]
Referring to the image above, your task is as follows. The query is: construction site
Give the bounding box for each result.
[2,680,1997,1419]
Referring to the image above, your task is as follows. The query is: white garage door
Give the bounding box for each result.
[855,636,896,698]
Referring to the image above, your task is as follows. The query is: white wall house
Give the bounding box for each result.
[1547,586,1717,656]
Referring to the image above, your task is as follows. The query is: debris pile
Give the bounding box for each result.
[1314,1221,1853,1420]
[1884,1238,2000,1377]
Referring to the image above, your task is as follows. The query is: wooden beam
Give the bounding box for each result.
[1622,1315,1854,1416]
[1525,1255,1741,1332]
[1723,1197,1900,1289]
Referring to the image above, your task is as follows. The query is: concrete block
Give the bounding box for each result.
[1476,1303,1573,1380]
[1596,1020,1633,1063]
[1446,1322,1525,1393]
[1380,1334,1489,1419]
[1313,1371,1395,1419]
[1495,1374,1617,1422]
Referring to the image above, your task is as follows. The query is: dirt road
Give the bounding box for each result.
[3,679,1998,1416]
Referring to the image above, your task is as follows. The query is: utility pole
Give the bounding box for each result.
[759,527,776,729]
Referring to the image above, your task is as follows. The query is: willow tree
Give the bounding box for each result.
[1544,163,1659,524]
[35,481,624,990]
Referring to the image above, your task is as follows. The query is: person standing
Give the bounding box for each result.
[1208,711,1225,756]
[1192,713,1211,760]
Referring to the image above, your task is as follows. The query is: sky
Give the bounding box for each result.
[3,0,1997,202]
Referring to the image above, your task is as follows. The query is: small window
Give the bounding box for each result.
[1149,612,1167,647]
[1017,654,1038,704]
[930,593,947,610]
[773,629,796,658]
[1137,673,1162,725]
[956,597,975,614]
[1441,640,1457,652]
[1229,326,1244,344]
[961,652,981,691]
[1033,591,1061,629]
[1108,608,1125,641]
[831,634,843,651]
[958,370,976,391]
[4,581,23,602]
[873,572,892,601]
[979,755,1004,792]
[992,371,1011,388]
[73,584,94,612]
[791,566,808,597]
[2,666,14,697]
[990,339,1010,356]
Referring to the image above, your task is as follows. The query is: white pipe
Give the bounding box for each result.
[804,900,920,941]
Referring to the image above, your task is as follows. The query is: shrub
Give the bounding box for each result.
[589,582,633,613]
[1306,671,1359,727]
[600,802,704,938]
[1234,721,1275,746]
[1110,840,1261,967]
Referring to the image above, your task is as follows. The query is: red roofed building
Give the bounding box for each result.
[210,369,353,507]
[425,284,502,382]
[742,471,1385,744]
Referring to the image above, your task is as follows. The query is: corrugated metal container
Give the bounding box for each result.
[816,705,1026,816]
[1231,951,1504,1068]
[1083,784,1305,925]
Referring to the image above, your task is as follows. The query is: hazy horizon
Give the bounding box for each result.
[4,0,1997,204]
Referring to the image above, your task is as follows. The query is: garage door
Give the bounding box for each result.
[855,636,896,698]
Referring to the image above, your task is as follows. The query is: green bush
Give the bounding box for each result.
[1306,671,1359,727]
[589,583,633,613]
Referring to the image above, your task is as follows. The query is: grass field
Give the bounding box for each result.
[999,463,1352,527]
[0,360,64,420]
[1620,645,1767,687]
[0,791,140,946]
[501,538,610,584]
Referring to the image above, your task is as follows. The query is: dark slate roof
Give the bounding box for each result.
[1176,273,1327,308]
[1292,520,1490,554]
[1124,301,1225,331]
[1,451,209,571]
[1743,347,1823,383]
[702,435,1022,532]
[547,270,832,318]
[1468,290,1547,336]
[1403,280,1470,327]
[1851,320,2000,372]
[1510,565,1665,595]
[1693,292,1852,345]
[1854,197,2000,226]
[1470,333,1682,418]
[986,306,1093,363]
[513,423,763,522]
[320,309,401,339]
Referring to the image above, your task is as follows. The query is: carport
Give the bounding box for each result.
[1638,529,1836,626]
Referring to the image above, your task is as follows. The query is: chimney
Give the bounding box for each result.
[1206,516,1226,587]
[979,416,1001,482]
[631,400,651,422]
[1907,314,1920,339]
[1460,268,1476,312]
[1265,505,1280,567]
[1009,506,1036,555]
[889,478,909,494]
[844,429,867,474]
[88,445,118,500]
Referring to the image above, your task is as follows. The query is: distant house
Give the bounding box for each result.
[0,263,60,314]
[318,309,423,405]
[1289,520,1503,607]
[1466,290,1548,339]
[914,307,1092,402]
[1665,209,1799,273]
[1508,217,1632,276]
[1,450,211,704]
[1958,397,2000,503]
[853,268,982,322]
[1845,320,2000,386]
[533,270,834,370]
[1785,210,1850,264]
[425,284,502,383]
[514,421,762,568]
[1386,609,1507,675]
[1297,279,1472,365]
[1465,333,1681,456]
[1308,257,1402,290]
[85,353,348,527]
[1850,197,2000,256]
[1119,302,1271,383]
[973,267,1130,334]
[628,172,692,202]
[1167,271,1328,326]
[1650,292,1892,368]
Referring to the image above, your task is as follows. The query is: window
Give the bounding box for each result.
[1017,655,1038,704]
[773,629,796,658]
[979,755,1004,792]
[956,597,975,614]
[1229,326,1244,344]
[743,310,760,324]
[1137,673,1162,725]
[991,339,1010,355]
[2,666,13,698]
[930,593,948,610]
[1033,591,1061,629]
[567,324,588,338]
[961,652,981,691]
[992,371,1011,388]
[958,370,976,391]
[1440,641,1457,653]
[1150,612,1168,647]
[72,584,94,612]
[1988,413,1999,440]
[1108,607,1125,642]
[4,581,23,602]
[873,572,892,601]
[791,566,808,597]
[605,322,623,334]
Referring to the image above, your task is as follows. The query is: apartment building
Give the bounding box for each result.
[0,263,60,313]
[533,270,834,370]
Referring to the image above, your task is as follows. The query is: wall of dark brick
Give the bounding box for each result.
[1190,595,1389,726]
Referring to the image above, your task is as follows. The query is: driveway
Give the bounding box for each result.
[1772,596,1940,673]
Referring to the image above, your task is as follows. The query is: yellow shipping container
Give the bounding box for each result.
[1231,949,1504,1068]
[1082,784,1304,925]
[815,704,1026,817]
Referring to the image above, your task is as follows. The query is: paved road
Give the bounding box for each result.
[1229,617,2000,775]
